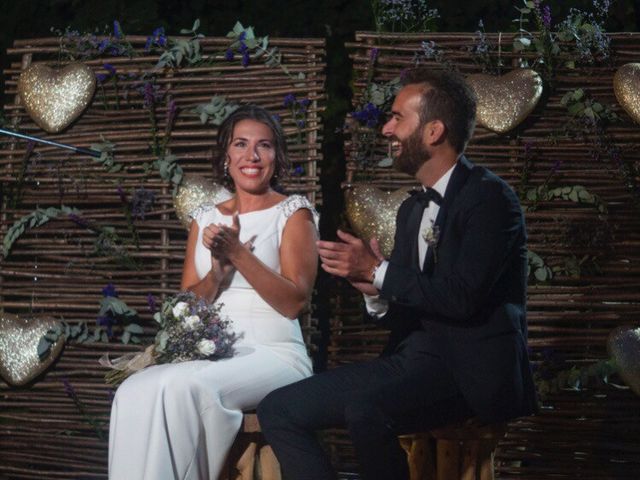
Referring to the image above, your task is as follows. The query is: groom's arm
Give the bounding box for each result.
[380,178,525,322]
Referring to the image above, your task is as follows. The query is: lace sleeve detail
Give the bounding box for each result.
[189,203,217,227]
[278,195,319,228]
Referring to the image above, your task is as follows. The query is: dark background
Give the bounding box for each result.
[0,0,638,368]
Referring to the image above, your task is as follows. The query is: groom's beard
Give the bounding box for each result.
[393,126,431,176]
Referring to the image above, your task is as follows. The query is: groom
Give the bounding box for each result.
[258,68,537,480]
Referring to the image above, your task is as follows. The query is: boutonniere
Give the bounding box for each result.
[421,220,440,263]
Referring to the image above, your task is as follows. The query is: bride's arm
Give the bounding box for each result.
[226,209,318,319]
[181,221,229,303]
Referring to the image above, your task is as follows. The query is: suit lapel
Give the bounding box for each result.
[405,195,424,270]
[422,156,473,272]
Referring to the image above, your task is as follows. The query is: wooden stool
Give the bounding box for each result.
[220,413,281,480]
[399,420,506,480]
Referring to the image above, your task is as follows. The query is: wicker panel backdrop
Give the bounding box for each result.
[325,32,640,478]
[0,34,325,479]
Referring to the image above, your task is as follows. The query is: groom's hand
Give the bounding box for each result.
[317,229,379,282]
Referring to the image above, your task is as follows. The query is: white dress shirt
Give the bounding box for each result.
[364,164,456,318]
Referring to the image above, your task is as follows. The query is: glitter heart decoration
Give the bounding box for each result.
[174,175,232,229]
[613,63,640,124]
[345,185,410,258]
[607,326,640,397]
[18,63,96,133]
[467,69,543,134]
[0,312,64,387]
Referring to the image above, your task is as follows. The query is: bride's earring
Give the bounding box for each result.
[224,161,230,178]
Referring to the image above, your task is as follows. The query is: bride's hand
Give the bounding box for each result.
[208,213,243,260]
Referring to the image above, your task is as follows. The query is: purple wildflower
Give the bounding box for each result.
[239,31,247,42]
[283,93,296,107]
[241,51,250,67]
[141,82,158,108]
[146,293,158,313]
[97,315,115,338]
[292,166,304,176]
[166,98,178,127]
[62,378,77,400]
[116,185,127,203]
[370,47,379,62]
[102,283,118,298]
[131,187,156,219]
[542,5,552,29]
[113,20,123,39]
[271,113,281,124]
[225,49,234,61]
[68,213,89,229]
[97,39,109,54]
[145,27,167,52]
[351,102,384,128]
[297,120,306,128]
[153,27,167,47]
[524,141,533,157]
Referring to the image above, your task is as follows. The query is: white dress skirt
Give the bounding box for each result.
[108,195,316,480]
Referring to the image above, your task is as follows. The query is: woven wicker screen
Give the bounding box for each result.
[326,32,640,478]
[0,35,325,479]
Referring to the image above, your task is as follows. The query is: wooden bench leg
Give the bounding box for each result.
[235,441,258,480]
[400,433,436,480]
[257,444,281,480]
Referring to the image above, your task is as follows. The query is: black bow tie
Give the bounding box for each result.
[412,187,443,207]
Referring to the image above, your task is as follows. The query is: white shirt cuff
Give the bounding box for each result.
[363,293,389,318]
[372,260,389,290]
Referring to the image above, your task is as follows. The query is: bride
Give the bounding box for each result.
[108,105,318,479]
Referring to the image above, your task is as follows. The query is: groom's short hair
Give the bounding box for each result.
[401,68,477,154]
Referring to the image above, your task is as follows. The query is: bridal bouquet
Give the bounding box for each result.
[102,291,237,385]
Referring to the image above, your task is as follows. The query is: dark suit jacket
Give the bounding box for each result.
[377,156,537,423]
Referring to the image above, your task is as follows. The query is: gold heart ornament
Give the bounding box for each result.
[608,326,640,397]
[174,175,232,229]
[345,185,410,258]
[614,63,640,124]
[0,313,64,386]
[18,63,96,133]
[467,69,543,134]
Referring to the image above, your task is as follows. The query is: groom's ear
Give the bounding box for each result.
[422,119,446,146]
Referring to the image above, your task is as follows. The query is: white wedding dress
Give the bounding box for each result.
[108,195,316,480]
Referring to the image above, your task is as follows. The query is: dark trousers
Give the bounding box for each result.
[257,331,474,480]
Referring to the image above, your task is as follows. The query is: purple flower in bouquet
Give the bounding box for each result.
[153,291,237,364]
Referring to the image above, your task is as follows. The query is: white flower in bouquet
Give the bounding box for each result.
[197,339,217,356]
[183,315,201,330]
[172,301,189,318]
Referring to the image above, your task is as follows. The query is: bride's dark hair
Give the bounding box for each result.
[213,104,290,191]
